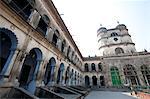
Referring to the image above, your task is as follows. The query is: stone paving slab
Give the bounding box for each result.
[85,91,138,99]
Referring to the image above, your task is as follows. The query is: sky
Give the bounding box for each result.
[52,0,150,57]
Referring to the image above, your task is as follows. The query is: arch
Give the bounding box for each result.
[61,40,66,53]
[71,69,74,85]
[111,32,118,37]
[42,14,50,25]
[52,30,60,47]
[19,48,42,91]
[65,66,70,84]
[141,65,150,85]
[77,73,80,84]
[8,0,35,20]
[44,57,56,85]
[0,28,18,78]
[0,28,18,49]
[37,15,49,36]
[92,76,97,86]
[67,46,71,57]
[71,51,74,61]
[124,64,140,86]
[115,47,124,54]
[84,63,89,72]
[110,67,122,86]
[98,63,103,72]
[75,71,77,85]
[57,63,64,84]
[100,76,105,86]
[85,75,90,86]
[91,63,96,71]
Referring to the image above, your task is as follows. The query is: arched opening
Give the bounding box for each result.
[8,0,35,20]
[37,14,50,36]
[110,67,122,86]
[84,63,89,72]
[124,64,140,86]
[100,76,105,86]
[141,65,150,85]
[71,51,74,61]
[74,71,77,85]
[44,57,56,85]
[0,33,11,73]
[77,73,80,85]
[61,40,66,53]
[85,75,90,86]
[57,63,64,84]
[0,28,17,79]
[91,63,96,71]
[115,47,124,55]
[19,48,42,89]
[52,30,59,46]
[92,76,97,86]
[67,46,71,57]
[71,69,74,85]
[98,63,103,72]
[111,32,118,37]
[65,66,70,85]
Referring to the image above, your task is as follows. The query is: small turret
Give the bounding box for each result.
[97,27,107,33]
[116,24,127,30]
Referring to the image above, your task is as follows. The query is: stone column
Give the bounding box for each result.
[39,60,49,86]
[36,60,45,86]
[97,76,100,86]
[119,68,125,86]
[143,75,149,86]
[7,50,25,82]
[48,65,56,86]
[0,49,19,85]
[28,10,41,28]
[136,69,145,86]
[90,76,92,86]
[136,68,144,86]
[61,67,66,85]
[27,60,42,94]
[0,50,14,78]
[56,38,62,51]
[47,28,54,42]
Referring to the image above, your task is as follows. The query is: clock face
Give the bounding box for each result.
[114,38,118,41]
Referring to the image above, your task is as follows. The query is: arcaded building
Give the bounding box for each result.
[82,24,150,87]
[0,0,150,96]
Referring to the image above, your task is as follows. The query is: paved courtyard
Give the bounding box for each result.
[85,91,137,99]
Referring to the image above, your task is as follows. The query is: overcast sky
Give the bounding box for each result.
[52,0,150,57]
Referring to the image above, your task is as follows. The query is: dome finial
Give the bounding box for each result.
[117,21,120,25]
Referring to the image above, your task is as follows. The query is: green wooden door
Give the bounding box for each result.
[111,67,122,86]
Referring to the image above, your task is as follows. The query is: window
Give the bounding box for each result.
[61,40,66,53]
[111,32,118,37]
[114,38,118,41]
[84,63,89,72]
[91,63,96,71]
[37,15,49,36]
[52,30,59,46]
[98,63,103,72]
[141,65,150,85]
[52,34,58,46]
[8,0,35,20]
[67,46,70,57]
[71,51,74,61]
[115,47,124,54]
[123,64,139,86]
[110,67,122,86]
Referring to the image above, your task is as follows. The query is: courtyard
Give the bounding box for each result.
[85,91,137,99]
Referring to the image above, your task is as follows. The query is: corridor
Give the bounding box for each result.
[85,91,137,99]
